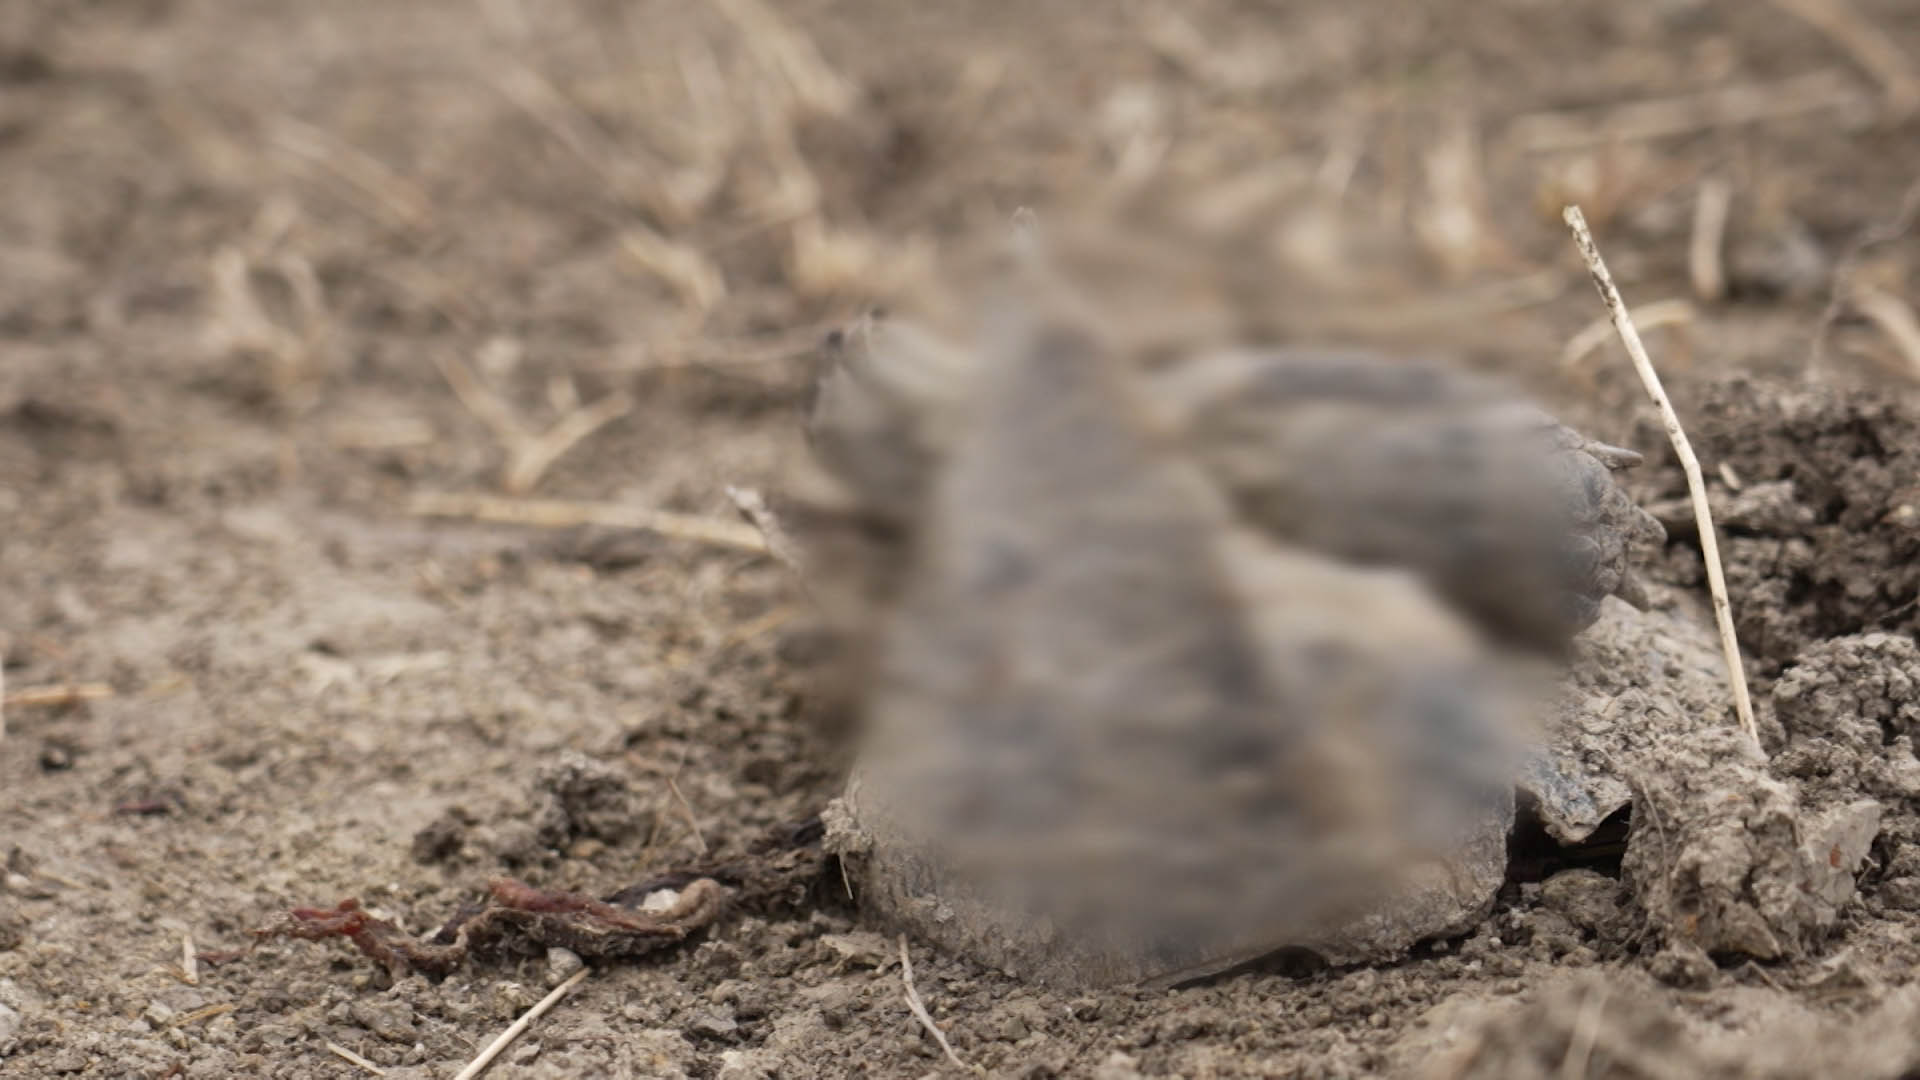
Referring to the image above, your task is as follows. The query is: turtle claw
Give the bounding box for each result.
[1615,569,1653,611]
[1583,441,1645,471]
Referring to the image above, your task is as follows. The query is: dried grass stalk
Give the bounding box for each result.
[1563,205,1758,749]
[451,967,589,1080]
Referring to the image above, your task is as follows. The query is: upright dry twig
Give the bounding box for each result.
[1563,206,1757,749]
[499,391,635,496]
[665,745,709,856]
[1689,177,1733,302]
[452,967,589,1080]
[1850,284,1920,376]
[724,486,809,580]
[899,935,976,1074]
[1559,982,1612,1080]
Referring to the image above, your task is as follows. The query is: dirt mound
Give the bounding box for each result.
[1652,379,1920,669]
[1405,973,1920,1079]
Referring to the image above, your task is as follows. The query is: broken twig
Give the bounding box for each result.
[899,935,976,1074]
[1562,299,1696,371]
[1559,982,1612,1080]
[451,967,589,1080]
[324,1041,387,1077]
[3,683,114,710]
[408,492,766,552]
[725,486,810,580]
[1563,206,1757,749]
[435,350,634,495]
[1850,284,1920,377]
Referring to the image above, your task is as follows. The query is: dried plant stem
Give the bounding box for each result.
[323,1041,387,1076]
[3,683,114,709]
[1561,299,1696,371]
[1559,982,1612,1080]
[1850,284,1920,376]
[452,967,589,1080]
[433,350,634,495]
[1689,177,1733,302]
[899,935,976,1074]
[724,486,810,581]
[1563,205,1758,750]
[408,492,768,552]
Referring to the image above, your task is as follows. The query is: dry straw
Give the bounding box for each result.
[1562,205,1758,749]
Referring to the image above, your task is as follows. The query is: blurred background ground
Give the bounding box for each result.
[2,0,1920,1076]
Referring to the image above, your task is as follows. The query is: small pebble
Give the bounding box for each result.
[349,997,419,1043]
[689,1012,740,1040]
[546,947,584,985]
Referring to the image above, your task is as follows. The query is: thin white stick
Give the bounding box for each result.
[325,1040,389,1076]
[1559,982,1611,1080]
[408,492,767,552]
[181,933,199,986]
[1563,206,1758,749]
[452,967,589,1080]
[1689,177,1733,302]
[898,935,975,1074]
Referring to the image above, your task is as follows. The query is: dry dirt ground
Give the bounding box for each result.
[5,1,1920,1077]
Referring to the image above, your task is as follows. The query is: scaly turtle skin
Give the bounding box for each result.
[805,314,1663,647]
[1148,348,1665,644]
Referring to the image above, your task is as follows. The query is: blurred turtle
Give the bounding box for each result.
[821,300,1523,988]
[795,236,1671,986]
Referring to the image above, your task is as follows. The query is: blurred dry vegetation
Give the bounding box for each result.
[5,0,1919,486]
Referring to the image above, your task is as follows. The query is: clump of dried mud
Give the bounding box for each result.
[1654,378,1920,669]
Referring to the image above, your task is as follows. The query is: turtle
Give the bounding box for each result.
[798,274,1670,988]
[823,303,1523,988]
